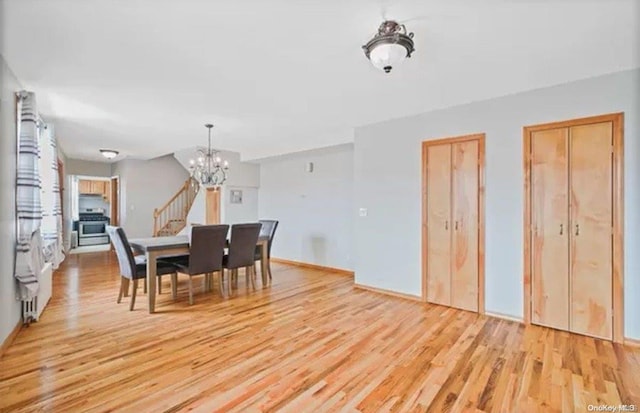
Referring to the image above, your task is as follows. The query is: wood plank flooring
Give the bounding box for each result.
[1,251,639,412]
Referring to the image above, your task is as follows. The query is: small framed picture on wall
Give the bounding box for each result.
[230,189,243,204]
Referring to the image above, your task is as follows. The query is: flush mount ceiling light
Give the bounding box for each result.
[99,149,119,159]
[362,20,415,73]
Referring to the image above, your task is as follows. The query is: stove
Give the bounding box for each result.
[78,208,110,246]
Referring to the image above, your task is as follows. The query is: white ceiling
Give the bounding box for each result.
[1,0,638,162]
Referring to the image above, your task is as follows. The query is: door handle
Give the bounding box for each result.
[559,224,563,235]
[575,224,580,236]
[455,221,459,230]
[445,220,448,230]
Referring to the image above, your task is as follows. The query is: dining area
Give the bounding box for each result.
[106,220,279,313]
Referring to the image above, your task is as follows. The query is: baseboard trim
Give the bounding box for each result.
[354,283,423,302]
[271,258,354,276]
[624,337,640,348]
[485,311,524,324]
[0,320,23,359]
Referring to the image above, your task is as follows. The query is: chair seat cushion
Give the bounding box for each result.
[157,254,190,270]
[134,255,178,278]
[158,257,190,273]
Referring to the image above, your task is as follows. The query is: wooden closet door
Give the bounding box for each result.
[570,122,613,340]
[530,128,570,330]
[451,140,479,311]
[426,144,452,306]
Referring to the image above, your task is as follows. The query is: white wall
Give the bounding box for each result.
[173,148,260,224]
[354,69,640,339]
[65,159,112,177]
[259,144,354,270]
[221,186,259,225]
[182,189,205,229]
[111,155,189,238]
[0,55,23,345]
[78,195,109,212]
[179,186,259,229]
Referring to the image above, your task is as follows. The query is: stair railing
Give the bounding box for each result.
[153,178,199,236]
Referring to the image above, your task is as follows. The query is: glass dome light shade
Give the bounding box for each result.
[369,43,407,73]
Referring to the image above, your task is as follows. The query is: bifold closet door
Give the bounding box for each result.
[426,143,452,306]
[570,122,613,340]
[451,140,479,312]
[530,128,570,330]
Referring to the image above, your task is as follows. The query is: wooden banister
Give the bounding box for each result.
[153,178,199,236]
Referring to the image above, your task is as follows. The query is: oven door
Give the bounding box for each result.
[78,221,109,245]
[79,221,107,237]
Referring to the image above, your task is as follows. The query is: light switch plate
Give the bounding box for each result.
[359,208,368,217]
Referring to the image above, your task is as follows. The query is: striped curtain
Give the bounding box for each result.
[14,91,44,300]
[40,124,65,268]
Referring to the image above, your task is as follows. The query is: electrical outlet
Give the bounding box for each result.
[359,208,368,217]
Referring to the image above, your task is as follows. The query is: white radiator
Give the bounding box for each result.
[22,262,53,323]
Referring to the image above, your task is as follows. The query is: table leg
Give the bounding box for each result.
[147,251,158,313]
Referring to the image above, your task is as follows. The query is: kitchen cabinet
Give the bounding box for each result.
[79,179,109,199]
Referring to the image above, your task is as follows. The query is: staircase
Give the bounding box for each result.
[153,178,199,236]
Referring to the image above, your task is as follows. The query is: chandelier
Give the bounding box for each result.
[362,20,415,73]
[189,123,229,187]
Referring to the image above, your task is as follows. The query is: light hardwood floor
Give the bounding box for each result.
[1,252,639,412]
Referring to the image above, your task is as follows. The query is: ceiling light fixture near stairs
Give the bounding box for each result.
[362,20,415,73]
[189,123,229,187]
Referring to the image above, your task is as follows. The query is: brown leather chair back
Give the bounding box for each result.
[258,219,279,257]
[188,224,229,275]
[226,223,262,269]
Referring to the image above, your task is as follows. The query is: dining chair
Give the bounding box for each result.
[224,223,262,291]
[254,219,279,281]
[106,226,178,311]
[160,224,229,305]
[155,222,203,294]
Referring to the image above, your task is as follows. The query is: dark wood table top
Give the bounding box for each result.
[130,235,269,253]
[129,236,189,252]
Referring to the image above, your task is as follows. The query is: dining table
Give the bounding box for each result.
[129,234,271,313]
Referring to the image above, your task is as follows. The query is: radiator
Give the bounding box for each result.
[22,262,53,324]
